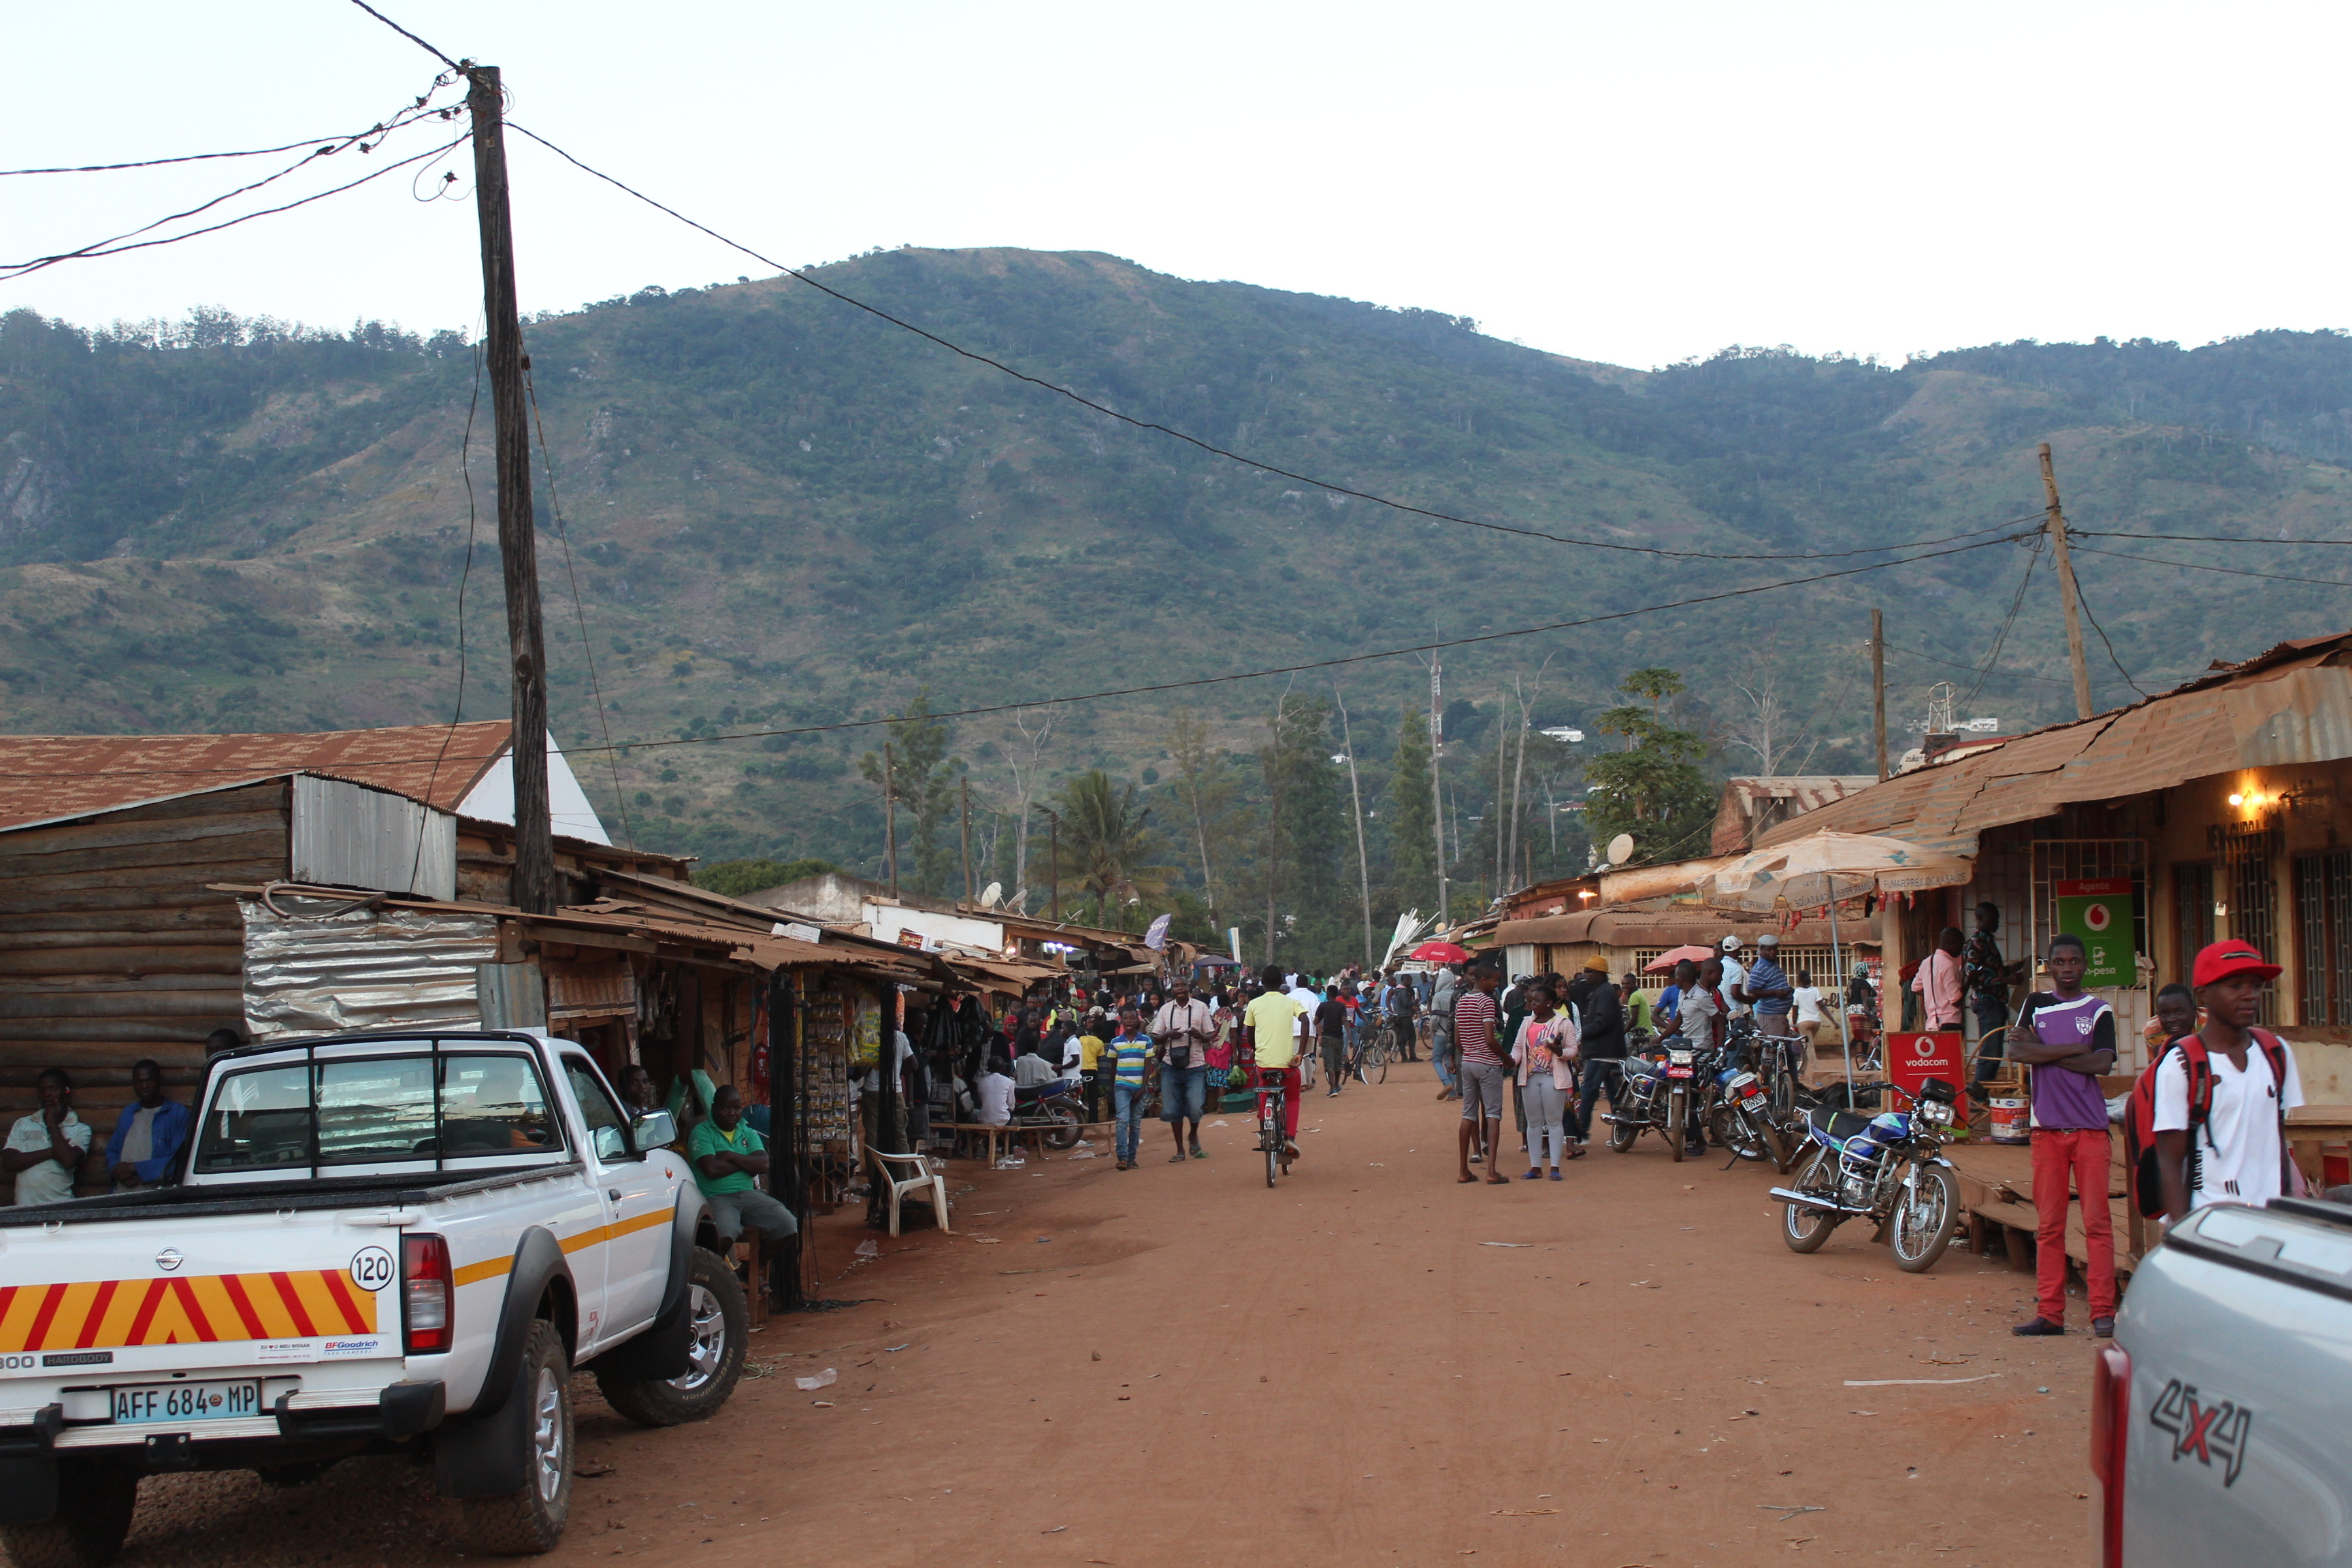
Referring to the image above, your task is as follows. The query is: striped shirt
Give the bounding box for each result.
[1108,1032,1154,1090]
[1453,990,1503,1066]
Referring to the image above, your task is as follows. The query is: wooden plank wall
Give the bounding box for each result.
[0,782,288,1200]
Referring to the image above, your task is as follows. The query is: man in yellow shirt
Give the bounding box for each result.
[1077,1024,1110,1124]
[1241,964,1307,1163]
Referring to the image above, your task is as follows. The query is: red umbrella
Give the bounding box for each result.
[1644,944,1712,973]
[1410,940,1473,964]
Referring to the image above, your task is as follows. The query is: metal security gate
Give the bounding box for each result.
[2296,852,2352,1027]
[2213,820,2281,1026]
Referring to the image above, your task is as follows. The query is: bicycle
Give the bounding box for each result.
[1352,1024,1390,1085]
[1254,1065,1292,1188]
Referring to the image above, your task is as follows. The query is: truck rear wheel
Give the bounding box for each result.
[0,1458,138,1568]
[594,1247,746,1427]
[461,1321,573,1556]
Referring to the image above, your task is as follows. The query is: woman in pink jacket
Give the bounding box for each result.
[1510,981,1581,1179]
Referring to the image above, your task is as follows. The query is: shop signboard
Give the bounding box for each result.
[1886,1030,1964,1100]
[2053,877,2136,987]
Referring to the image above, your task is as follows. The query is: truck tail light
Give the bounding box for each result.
[2091,1343,2130,1568]
[402,1234,454,1356]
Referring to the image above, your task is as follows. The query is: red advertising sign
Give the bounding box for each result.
[1885,1031,1965,1099]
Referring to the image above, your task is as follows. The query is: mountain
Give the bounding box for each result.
[3,250,2349,956]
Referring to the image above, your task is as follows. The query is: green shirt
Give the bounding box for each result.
[687,1119,764,1195]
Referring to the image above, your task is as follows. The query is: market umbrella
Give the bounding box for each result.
[1695,832,1974,1089]
[1645,944,1714,973]
[1411,940,1473,964]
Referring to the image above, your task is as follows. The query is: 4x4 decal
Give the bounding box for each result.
[2149,1379,2253,1486]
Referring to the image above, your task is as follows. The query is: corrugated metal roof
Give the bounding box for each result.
[1493,908,1846,947]
[0,721,511,834]
[242,902,502,1041]
[1759,631,2352,855]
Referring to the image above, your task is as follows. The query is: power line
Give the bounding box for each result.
[1,120,465,280]
[506,121,2038,568]
[524,357,634,851]
[1878,640,2075,689]
[2072,574,2149,698]
[2076,529,2352,546]
[344,0,463,71]
[410,327,487,892]
[2070,543,2352,590]
[9,530,2029,784]
[1963,534,2043,707]
[1,130,412,178]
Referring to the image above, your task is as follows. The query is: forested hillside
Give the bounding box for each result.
[4,248,2349,965]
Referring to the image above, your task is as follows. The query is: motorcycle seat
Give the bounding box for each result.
[1807,1107,1875,1148]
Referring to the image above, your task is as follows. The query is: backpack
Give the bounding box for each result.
[2125,1028,2291,1218]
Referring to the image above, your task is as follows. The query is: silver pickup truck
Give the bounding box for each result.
[0,1029,749,1565]
[2097,1197,2352,1567]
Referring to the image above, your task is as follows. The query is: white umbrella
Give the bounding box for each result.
[1696,833,1974,1088]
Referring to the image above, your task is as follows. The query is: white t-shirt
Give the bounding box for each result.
[1793,986,1827,1026]
[2151,1037,2304,1210]
[1287,987,1319,1039]
[974,1072,1015,1126]
[1718,956,1749,1016]
[7,1111,90,1206]
[859,1030,915,1094]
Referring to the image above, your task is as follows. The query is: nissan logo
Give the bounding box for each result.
[154,1247,184,1273]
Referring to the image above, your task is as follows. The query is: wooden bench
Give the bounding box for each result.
[945,1122,1046,1162]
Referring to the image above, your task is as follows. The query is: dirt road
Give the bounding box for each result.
[78,1073,2099,1567]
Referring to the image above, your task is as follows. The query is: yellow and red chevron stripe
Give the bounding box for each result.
[0,1269,376,1354]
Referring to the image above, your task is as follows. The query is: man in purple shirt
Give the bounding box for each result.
[2004,933,2118,1338]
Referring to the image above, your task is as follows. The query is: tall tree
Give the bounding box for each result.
[1584,667,1714,864]
[1054,769,1165,926]
[1166,706,1232,929]
[1386,705,1435,911]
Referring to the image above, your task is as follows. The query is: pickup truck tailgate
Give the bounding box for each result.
[0,1205,405,1444]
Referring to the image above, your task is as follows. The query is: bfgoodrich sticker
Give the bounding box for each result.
[321,1337,385,1359]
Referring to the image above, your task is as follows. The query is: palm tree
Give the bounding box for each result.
[1054,770,1166,928]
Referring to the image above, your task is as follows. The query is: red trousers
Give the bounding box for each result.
[2031,1127,2117,1323]
[1256,1064,1301,1139]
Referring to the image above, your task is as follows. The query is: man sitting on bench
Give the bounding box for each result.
[691,1087,798,1282]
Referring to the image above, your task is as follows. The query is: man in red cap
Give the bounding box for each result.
[2152,940,2302,1226]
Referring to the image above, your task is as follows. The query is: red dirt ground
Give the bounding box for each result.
[79,1073,2100,1568]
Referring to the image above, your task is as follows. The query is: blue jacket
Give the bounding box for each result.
[105,1098,192,1185]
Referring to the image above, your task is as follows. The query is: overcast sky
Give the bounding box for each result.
[6,1,2345,369]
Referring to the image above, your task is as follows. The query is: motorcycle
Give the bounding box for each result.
[1769,1076,1961,1273]
[1601,1034,1699,1161]
[1718,1017,1797,1169]
[1011,1079,1086,1151]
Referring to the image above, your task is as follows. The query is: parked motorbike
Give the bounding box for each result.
[1012,1079,1085,1150]
[1602,1034,1707,1162]
[1769,1076,1961,1273]
[1705,1034,1782,1165]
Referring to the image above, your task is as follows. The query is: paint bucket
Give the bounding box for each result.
[1988,1098,2031,1144]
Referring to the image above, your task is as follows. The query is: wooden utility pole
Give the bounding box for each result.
[467,65,555,914]
[881,744,898,897]
[1032,804,1061,921]
[959,774,973,902]
[1492,696,1508,899]
[1333,688,1375,970]
[2039,442,2095,721]
[1871,608,1888,782]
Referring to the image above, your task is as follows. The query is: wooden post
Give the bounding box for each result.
[768,971,803,1308]
[1430,655,1448,921]
[467,65,555,915]
[959,774,973,902]
[882,743,898,898]
[1872,608,1888,783]
[1493,693,1508,899]
[2040,442,2095,721]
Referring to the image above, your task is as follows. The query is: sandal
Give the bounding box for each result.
[1457,1171,1477,1183]
[1484,1173,1512,1186]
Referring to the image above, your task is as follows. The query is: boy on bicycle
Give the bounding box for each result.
[1241,963,1307,1165]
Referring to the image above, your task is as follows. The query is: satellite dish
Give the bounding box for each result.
[1606,833,1635,865]
[979,881,1002,909]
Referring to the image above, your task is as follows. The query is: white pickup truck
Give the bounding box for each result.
[0,1028,749,1566]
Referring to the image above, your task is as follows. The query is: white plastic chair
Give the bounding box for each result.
[868,1147,952,1237]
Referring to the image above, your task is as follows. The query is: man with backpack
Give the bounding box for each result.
[2004,932,2119,1339]
[2147,941,2303,1225]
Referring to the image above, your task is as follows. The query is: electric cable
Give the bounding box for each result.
[2072,574,2150,698]
[343,0,463,71]
[1962,533,2043,707]
[524,356,636,851]
[0,126,466,281]
[2076,529,2352,546]
[506,121,2042,568]
[407,326,487,894]
[2070,543,2352,590]
[1,129,423,178]
[8,529,2031,784]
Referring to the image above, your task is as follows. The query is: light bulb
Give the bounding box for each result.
[2228,793,2244,806]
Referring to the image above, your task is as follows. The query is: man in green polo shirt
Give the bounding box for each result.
[689,1086,798,1253]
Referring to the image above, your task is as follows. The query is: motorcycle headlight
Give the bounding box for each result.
[1917,1100,1952,1126]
